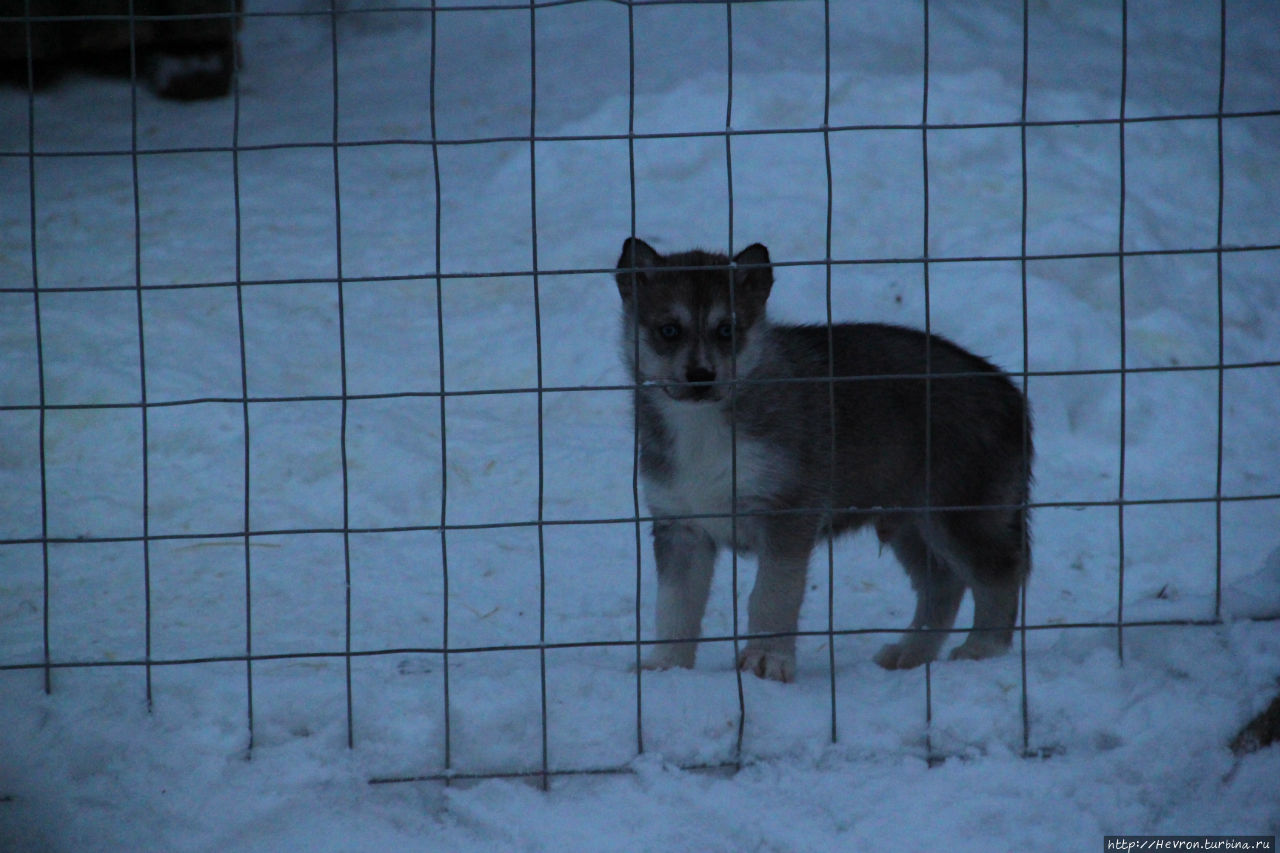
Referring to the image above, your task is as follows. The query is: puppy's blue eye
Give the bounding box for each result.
[658,324,681,340]
[716,322,734,340]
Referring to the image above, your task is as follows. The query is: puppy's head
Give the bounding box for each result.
[615,238,773,403]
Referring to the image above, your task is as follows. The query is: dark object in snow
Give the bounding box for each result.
[1230,692,1280,756]
[0,0,240,100]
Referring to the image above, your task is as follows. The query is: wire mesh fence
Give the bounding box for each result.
[1,0,1278,792]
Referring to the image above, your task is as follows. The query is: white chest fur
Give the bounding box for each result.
[641,397,779,548]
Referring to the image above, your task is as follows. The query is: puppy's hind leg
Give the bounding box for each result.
[874,523,966,670]
[945,508,1027,662]
[949,580,1019,662]
[646,521,718,670]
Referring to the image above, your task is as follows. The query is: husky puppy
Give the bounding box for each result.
[616,238,1032,682]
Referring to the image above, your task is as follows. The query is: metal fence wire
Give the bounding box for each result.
[1,0,1279,792]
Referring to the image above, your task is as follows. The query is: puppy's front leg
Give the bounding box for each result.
[738,542,811,683]
[646,520,717,670]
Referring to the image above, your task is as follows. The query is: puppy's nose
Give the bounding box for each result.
[686,366,715,384]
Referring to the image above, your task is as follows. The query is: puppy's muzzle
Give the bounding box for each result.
[667,366,719,402]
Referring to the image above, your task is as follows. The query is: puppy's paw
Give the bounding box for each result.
[737,646,795,683]
[637,657,678,672]
[637,646,696,672]
[873,640,936,671]
[947,636,1010,663]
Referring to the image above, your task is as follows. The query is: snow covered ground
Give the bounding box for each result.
[1,0,1279,849]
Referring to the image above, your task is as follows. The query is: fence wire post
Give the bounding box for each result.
[723,0,748,769]
[1213,0,1227,622]
[427,0,452,783]
[124,0,156,714]
[327,0,357,752]
[22,0,53,699]
[920,0,939,767]
[527,0,552,794]
[1018,0,1033,758]
[626,0,645,764]
[228,0,255,755]
[821,0,838,747]
[1116,0,1130,665]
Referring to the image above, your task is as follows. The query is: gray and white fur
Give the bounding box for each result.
[616,238,1032,683]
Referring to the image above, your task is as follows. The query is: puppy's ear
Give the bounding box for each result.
[615,237,661,303]
[732,243,773,302]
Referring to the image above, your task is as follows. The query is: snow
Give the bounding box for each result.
[2,0,1279,850]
